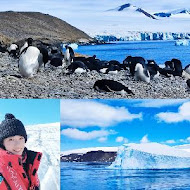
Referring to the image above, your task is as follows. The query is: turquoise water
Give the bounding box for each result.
[75,41,190,67]
[61,162,190,190]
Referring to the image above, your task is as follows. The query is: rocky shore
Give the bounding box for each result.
[0,52,189,99]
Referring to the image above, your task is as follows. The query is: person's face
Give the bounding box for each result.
[3,135,25,155]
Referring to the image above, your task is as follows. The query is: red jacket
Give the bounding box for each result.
[0,148,42,190]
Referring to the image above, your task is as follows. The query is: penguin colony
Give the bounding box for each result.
[1,37,190,96]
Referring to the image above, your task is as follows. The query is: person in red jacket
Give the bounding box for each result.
[0,113,42,190]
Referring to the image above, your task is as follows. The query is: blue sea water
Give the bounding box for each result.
[75,41,190,68]
[61,162,190,190]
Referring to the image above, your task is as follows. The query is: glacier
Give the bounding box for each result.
[95,32,190,42]
[109,143,190,169]
[58,1,190,42]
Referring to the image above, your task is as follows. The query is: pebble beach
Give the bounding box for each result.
[0,52,189,99]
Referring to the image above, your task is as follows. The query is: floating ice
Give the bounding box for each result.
[61,43,78,50]
[109,143,190,169]
[175,39,189,46]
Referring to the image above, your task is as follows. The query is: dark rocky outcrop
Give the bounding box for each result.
[61,150,117,162]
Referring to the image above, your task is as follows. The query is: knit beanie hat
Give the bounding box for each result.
[0,113,27,144]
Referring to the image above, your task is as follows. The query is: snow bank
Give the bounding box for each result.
[26,123,60,190]
[109,143,190,169]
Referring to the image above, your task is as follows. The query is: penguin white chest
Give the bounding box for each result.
[65,49,70,61]
[135,63,150,83]
[19,47,42,78]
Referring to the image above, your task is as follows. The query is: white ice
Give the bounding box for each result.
[109,143,190,169]
[26,123,60,190]
[175,39,189,46]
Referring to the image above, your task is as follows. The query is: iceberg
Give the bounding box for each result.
[109,143,190,169]
[175,39,189,46]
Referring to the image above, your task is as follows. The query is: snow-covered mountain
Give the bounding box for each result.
[108,3,156,19]
[26,123,60,190]
[175,144,190,153]
[61,2,190,42]
[109,143,190,169]
[154,8,190,17]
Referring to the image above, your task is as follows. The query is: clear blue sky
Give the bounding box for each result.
[61,99,190,151]
[0,99,60,125]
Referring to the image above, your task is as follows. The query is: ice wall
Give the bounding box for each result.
[109,143,190,169]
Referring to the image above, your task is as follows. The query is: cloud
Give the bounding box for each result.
[61,100,142,128]
[116,136,128,143]
[156,102,190,123]
[133,99,187,108]
[61,128,115,140]
[165,140,176,144]
[98,137,107,142]
[140,134,149,143]
[179,137,190,143]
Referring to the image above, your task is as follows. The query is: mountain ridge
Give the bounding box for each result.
[108,3,157,19]
[0,11,92,44]
[154,8,190,17]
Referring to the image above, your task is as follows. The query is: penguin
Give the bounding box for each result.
[187,79,190,90]
[18,38,43,78]
[20,38,33,55]
[38,45,49,67]
[134,63,150,83]
[97,60,109,73]
[49,55,63,68]
[184,64,190,75]
[0,43,7,53]
[171,58,183,76]
[67,61,88,74]
[105,63,121,74]
[8,43,19,58]
[64,45,74,67]
[93,79,134,95]
[123,56,146,76]
[165,61,174,70]
[182,70,190,80]
[147,60,160,79]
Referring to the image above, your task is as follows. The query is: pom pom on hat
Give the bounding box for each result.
[5,113,15,120]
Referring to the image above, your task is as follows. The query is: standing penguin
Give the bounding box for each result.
[64,45,74,67]
[171,58,183,76]
[18,38,43,78]
[134,63,150,83]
